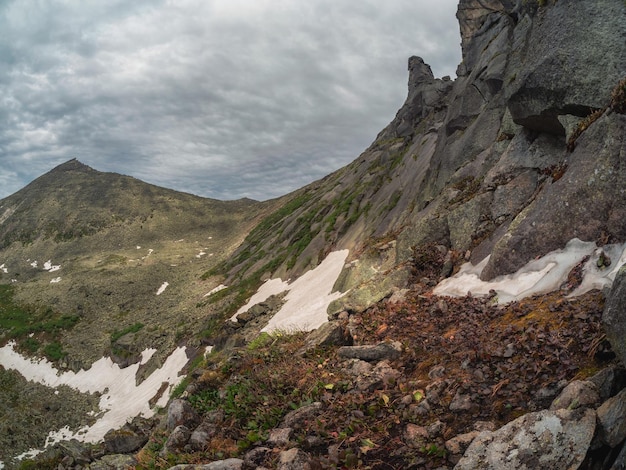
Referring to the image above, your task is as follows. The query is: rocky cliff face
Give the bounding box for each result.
[218,0,625,315]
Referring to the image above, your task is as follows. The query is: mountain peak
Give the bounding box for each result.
[49,158,95,174]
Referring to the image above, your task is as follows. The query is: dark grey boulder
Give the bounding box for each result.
[604,265,626,367]
[597,388,626,448]
[549,380,601,411]
[281,402,323,430]
[168,398,200,431]
[589,367,626,402]
[337,341,402,363]
[161,425,191,455]
[103,425,149,454]
[299,320,353,354]
[189,410,224,451]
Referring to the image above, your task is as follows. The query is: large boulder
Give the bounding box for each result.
[455,408,596,470]
[604,266,626,368]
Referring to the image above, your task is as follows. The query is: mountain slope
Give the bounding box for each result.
[0,159,275,368]
[214,0,626,316]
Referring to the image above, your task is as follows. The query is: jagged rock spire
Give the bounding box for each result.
[407,56,434,91]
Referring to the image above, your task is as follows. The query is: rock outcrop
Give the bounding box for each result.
[604,265,626,366]
[455,408,597,469]
[220,0,625,309]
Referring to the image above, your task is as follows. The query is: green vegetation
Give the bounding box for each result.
[43,341,67,361]
[183,332,325,454]
[110,322,145,343]
[246,331,273,350]
[0,285,79,361]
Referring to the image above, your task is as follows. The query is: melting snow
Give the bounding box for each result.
[232,250,349,332]
[156,282,169,295]
[433,238,626,303]
[0,263,7,274]
[0,342,188,446]
[29,260,61,271]
[43,260,61,272]
[50,277,61,284]
[204,284,227,297]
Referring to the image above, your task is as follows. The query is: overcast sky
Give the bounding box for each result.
[0,0,461,201]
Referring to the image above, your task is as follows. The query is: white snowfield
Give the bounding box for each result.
[0,343,188,447]
[232,249,349,333]
[433,238,626,303]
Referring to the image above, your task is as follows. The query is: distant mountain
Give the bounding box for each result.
[0,158,264,250]
[0,158,276,368]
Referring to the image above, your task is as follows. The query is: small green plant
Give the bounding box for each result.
[110,322,144,343]
[170,377,190,399]
[43,342,66,361]
[247,332,274,350]
[422,443,447,458]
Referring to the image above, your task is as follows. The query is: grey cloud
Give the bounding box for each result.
[0,0,461,201]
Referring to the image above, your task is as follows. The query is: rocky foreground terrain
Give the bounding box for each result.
[1,0,626,468]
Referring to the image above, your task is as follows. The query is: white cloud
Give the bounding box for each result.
[0,0,461,201]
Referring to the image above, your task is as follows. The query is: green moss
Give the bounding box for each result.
[0,285,80,361]
[43,342,67,361]
[110,322,144,343]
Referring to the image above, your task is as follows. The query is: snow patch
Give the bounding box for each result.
[433,239,626,303]
[29,260,61,271]
[0,342,188,446]
[50,277,61,284]
[0,263,7,274]
[205,284,227,297]
[231,250,349,332]
[196,250,207,258]
[43,260,61,272]
[156,282,169,295]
